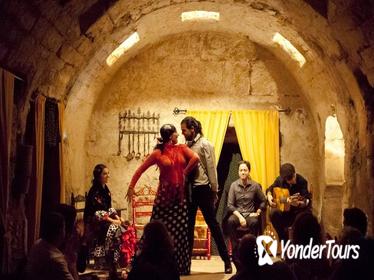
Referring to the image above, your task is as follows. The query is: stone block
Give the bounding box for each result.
[35,0,61,23]
[19,36,39,64]
[152,0,171,10]
[47,55,66,72]
[55,65,76,92]
[30,17,50,43]
[73,37,94,57]
[107,0,131,25]
[361,17,374,44]
[251,61,277,96]
[54,14,80,38]
[86,14,114,39]
[57,44,84,67]
[360,46,374,69]
[365,67,374,87]
[31,17,64,53]
[7,0,38,31]
[41,26,64,53]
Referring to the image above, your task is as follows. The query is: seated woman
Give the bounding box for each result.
[83,164,122,278]
[127,220,180,280]
[95,208,124,266]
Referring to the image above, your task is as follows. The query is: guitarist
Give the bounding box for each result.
[266,163,311,241]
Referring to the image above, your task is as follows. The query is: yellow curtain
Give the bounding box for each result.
[34,95,46,240]
[232,110,279,191]
[58,102,65,203]
[187,110,230,161]
[0,69,14,248]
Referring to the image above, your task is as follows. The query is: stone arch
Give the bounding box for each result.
[61,2,368,223]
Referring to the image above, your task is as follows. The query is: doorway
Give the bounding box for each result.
[213,126,242,255]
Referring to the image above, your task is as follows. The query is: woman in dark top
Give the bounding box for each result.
[84,164,112,223]
[83,164,122,278]
[128,220,180,280]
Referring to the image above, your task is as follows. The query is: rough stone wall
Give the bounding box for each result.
[1,0,373,110]
[70,32,320,217]
[329,0,374,85]
[328,1,374,234]
[0,0,372,261]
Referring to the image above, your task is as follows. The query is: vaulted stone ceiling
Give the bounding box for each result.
[1,1,372,131]
[1,0,374,229]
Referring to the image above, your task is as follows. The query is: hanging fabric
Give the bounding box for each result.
[0,69,14,225]
[186,110,230,161]
[42,98,61,222]
[232,110,280,191]
[44,99,59,147]
[34,95,46,240]
[0,68,15,273]
[58,103,65,203]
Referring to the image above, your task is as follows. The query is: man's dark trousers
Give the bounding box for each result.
[187,185,230,262]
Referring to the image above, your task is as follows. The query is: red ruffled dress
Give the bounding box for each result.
[129,143,199,275]
[120,224,136,267]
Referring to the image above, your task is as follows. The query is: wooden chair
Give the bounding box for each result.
[131,186,211,260]
[227,210,266,257]
[71,192,87,219]
[192,209,211,260]
[131,185,157,241]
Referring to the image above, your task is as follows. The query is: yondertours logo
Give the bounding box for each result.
[256,235,360,266]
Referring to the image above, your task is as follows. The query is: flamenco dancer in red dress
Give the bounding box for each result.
[126,124,199,275]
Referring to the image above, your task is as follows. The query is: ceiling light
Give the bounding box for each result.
[181,11,220,22]
[106,32,140,66]
[272,32,306,67]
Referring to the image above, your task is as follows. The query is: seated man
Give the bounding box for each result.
[25,212,74,280]
[225,161,266,269]
[266,163,311,242]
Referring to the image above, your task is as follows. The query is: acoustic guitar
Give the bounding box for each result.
[272,187,303,212]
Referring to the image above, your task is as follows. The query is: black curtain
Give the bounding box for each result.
[210,143,242,255]
[216,143,242,225]
[41,98,61,224]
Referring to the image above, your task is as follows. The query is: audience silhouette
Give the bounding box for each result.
[127,220,180,280]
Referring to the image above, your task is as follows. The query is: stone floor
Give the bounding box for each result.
[181,256,235,280]
[80,256,236,280]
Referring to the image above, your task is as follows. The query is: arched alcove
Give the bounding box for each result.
[71,32,319,214]
[325,115,345,185]
[322,115,345,237]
